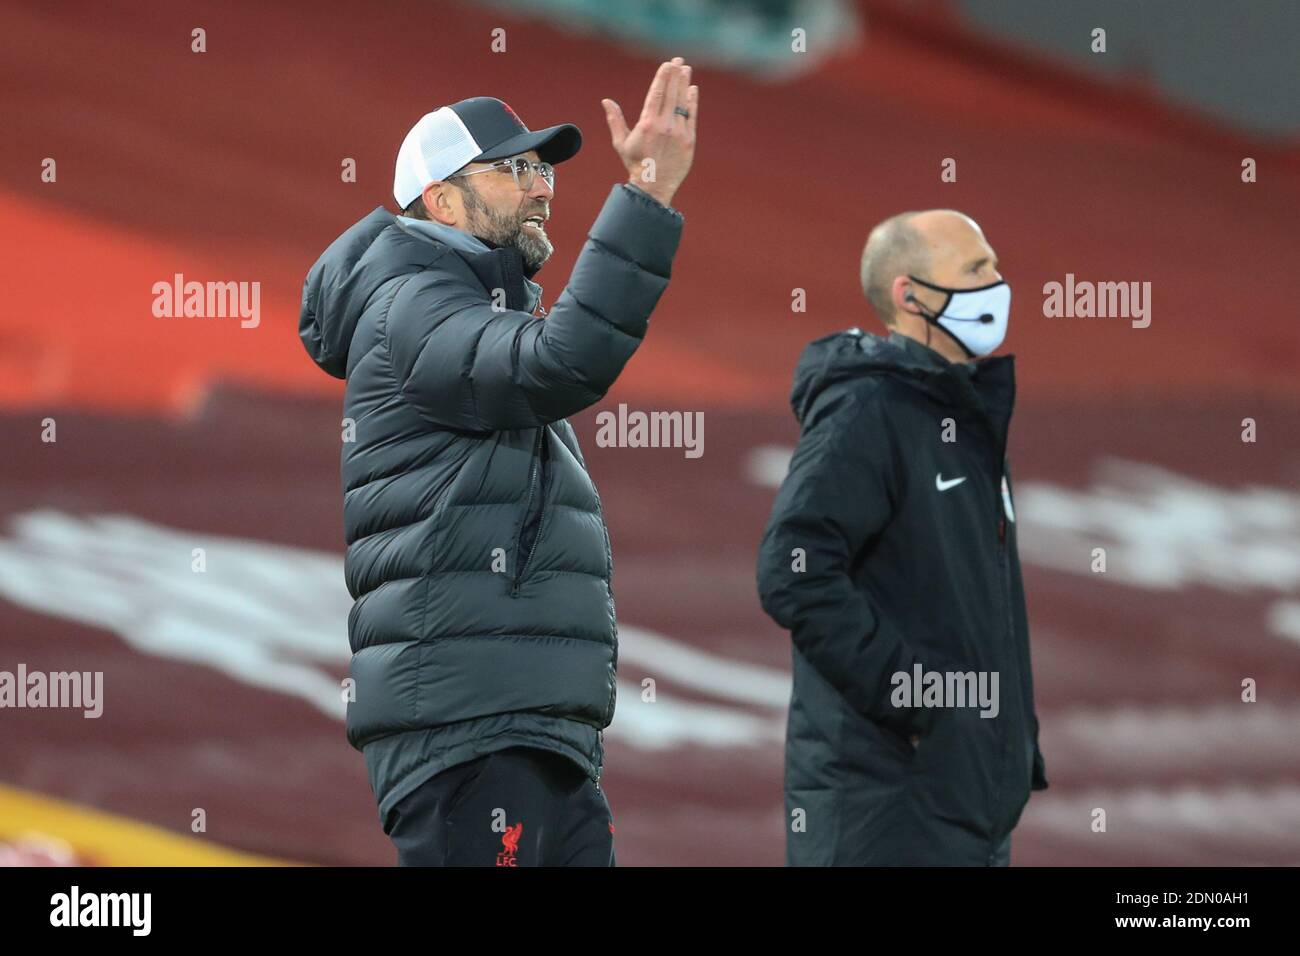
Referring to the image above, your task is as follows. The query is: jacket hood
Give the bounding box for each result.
[790,329,1014,427]
[300,207,544,379]
[790,329,944,424]
[300,206,400,379]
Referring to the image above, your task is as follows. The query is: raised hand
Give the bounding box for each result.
[602,57,698,207]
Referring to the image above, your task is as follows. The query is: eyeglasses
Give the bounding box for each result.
[449,155,555,192]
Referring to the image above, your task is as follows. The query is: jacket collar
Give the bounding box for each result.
[394,216,543,315]
[887,330,973,377]
[885,330,1015,427]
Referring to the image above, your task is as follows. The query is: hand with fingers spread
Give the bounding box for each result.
[602,56,698,208]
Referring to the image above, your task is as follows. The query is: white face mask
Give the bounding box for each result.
[907,275,1011,358]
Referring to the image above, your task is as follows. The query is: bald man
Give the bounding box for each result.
[757,210,1048,866]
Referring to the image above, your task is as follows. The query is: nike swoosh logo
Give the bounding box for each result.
[935,474,967,492]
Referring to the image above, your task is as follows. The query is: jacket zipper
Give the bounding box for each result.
[510,428,547,597]
[1003,467,1039,790]
[977,411,1017,855]
[591,488,617,727]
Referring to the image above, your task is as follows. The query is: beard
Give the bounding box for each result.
[458,182,553,272]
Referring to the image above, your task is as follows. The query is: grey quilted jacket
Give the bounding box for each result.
[300,183,684,829]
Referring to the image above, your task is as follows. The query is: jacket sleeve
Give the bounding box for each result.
[386,183,683,431]
[756,387,944,739]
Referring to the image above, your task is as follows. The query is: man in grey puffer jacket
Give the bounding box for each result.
[299,59,698,865]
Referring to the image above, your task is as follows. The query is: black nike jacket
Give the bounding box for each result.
[756,328,1047,866]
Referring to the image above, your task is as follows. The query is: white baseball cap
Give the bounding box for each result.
[393,97,582,208]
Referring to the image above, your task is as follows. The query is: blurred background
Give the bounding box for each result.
[1,0,1298,866]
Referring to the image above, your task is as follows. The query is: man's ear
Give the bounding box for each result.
[892,275,919,316]
[423,182,458,226]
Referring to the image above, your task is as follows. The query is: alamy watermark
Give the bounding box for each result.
[1042,273,1151,328]
[151,273,260,328]
[50,886,150,936]
[594,403,703,459]
[891,664,999,718]
[0,664,102,717]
